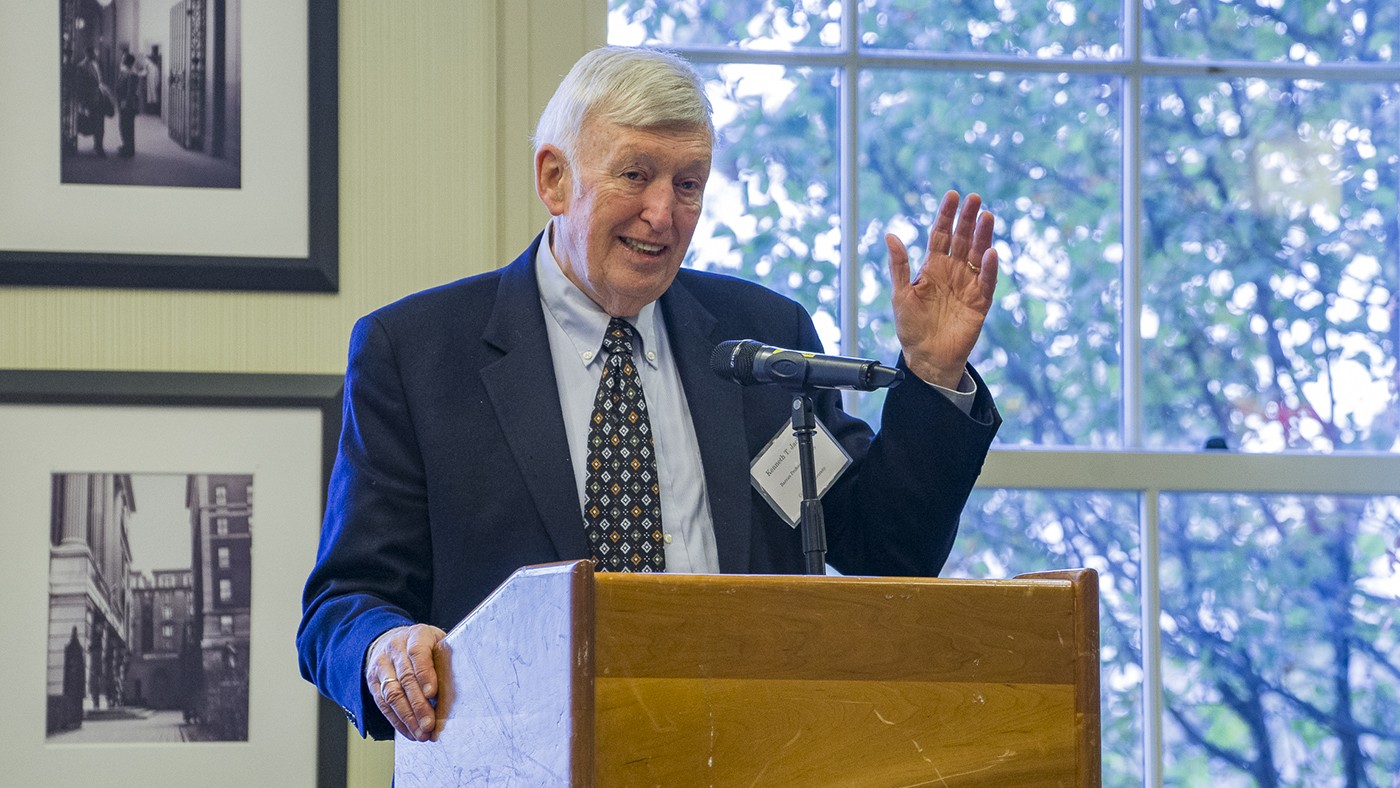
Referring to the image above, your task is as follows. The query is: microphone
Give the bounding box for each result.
[710,339,904,391]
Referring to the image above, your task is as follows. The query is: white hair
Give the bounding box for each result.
[532,46,714,158]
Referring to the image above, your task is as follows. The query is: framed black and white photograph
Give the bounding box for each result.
[0,0,338,291]
[0,370,346,788]
[45,471,255,743]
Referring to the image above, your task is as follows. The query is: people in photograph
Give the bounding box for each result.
[115,52,144,158]
[297,45,1004,742]
[144,45,163,114]
[74,46,109,156]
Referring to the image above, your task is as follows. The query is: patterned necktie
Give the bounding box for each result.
[583,318,665,572]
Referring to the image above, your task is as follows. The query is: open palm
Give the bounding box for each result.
[885,190,998,389]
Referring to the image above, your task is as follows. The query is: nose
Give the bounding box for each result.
[638,181,674,233]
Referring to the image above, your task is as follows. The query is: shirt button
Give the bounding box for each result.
[646,351,657,361]
[582,351,594,362]
[663,533,673,544]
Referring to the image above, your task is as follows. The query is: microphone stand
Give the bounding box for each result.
[790,393,827,575]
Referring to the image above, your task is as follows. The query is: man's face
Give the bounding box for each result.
[540,118,712,317]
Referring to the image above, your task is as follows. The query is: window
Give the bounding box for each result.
[215,516,228,536]
[214,484,227,505]
[217,546,231,570]
[218,578,233,604]
[220,614,234,635]
[161,623,173,640]
[161,604,173,621]
[608,2,1400,784]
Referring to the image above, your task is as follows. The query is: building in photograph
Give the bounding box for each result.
[46,473,135,734]
[187,473,253,740]
[124,568,196,713]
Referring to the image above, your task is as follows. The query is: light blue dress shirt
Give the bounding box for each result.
[536,229,722,573]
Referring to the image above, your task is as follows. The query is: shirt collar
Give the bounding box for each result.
[536,220,662,370]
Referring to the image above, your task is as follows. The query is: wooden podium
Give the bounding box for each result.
[394,561,1100,787]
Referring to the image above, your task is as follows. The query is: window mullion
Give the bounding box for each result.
[840,0,860,411]
[1123,10,1144,451]
[1124,2,1161,784]
[1141,489,1164,788]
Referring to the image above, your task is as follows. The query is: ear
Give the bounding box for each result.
[535,145,570,216]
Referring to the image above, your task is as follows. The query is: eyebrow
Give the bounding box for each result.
[605,137,711,168]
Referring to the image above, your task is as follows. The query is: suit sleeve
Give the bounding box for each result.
[792,301,1001,578]
[296,314,434,740]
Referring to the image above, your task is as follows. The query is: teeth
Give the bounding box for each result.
[621,238,663,254]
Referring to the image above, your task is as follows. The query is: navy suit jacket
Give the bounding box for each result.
[298,235,1000,738]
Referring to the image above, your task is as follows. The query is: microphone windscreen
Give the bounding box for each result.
[710,339,760,384]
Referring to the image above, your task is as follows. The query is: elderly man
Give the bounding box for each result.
[298,46,1002,742]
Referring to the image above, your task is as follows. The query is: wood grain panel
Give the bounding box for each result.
[595,573,1080,685]
[595,677,1077,786]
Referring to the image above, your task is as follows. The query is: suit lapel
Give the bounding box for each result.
[480,240,590,560]
[660,276,754,573]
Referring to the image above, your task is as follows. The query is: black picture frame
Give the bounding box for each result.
[0,369,346,788]
[0,0,339,292]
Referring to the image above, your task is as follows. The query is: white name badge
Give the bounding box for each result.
[750,416,853,527]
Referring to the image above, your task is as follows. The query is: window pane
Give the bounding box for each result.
[858,0,1121,58]
[688,64,843,349]
[946,489,1144,788]
[1145,0,1398,63]
[1141,77,1400,452]
[1159,493,1400,785]
[608,0,841,49]
[855,69,1123,444]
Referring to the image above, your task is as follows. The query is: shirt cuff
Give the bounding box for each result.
[920,369,977,417]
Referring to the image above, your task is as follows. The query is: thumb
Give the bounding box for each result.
[885,233,912,293]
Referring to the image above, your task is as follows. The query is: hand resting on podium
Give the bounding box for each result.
[366,623,447,741]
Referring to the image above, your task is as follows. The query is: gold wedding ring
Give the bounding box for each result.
[965,259,982,274]
[379,676,399,693]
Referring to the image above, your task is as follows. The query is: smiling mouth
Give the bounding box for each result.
[620,237,665,256]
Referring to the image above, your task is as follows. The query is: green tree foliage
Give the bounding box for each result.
[856,68,1123,442]
[1144,0,1398,62]
[1142,76,1398,453]
[1158,495,1399,786]
[858,0,1121,57]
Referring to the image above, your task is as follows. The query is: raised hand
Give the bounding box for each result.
[885,190,998,389]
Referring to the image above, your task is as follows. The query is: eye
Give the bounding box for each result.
[621,170,645,181]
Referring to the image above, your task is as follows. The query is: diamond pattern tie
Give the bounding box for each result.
[583,318,665,572]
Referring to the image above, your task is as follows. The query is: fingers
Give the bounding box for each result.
[927,190,992,262]
[366,624,447,741]
[928,190,959,256]
[971,202,995,261]
[885,232,911,291]
[889,189,996,286]
[946,192,981,263]
[977,245,1000,299]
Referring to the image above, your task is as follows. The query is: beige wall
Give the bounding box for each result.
[3,1,603,784]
